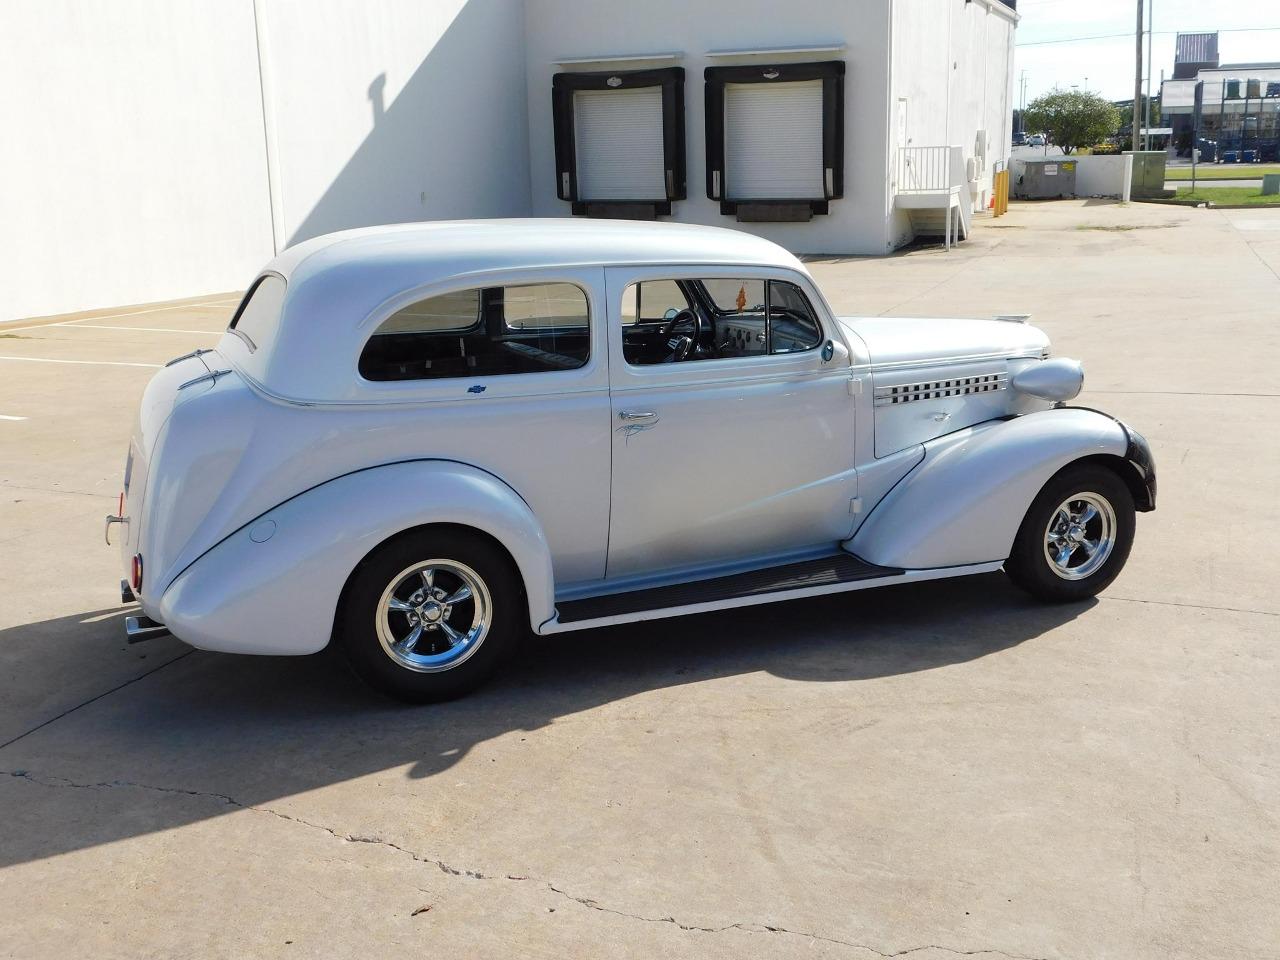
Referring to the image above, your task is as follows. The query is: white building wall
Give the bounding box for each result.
[1,0,529,323]
[523,0,894,255]
[0,1,275,322]
[259,0,530,247]
[888,0,1016,246]
[3,0,1013,321]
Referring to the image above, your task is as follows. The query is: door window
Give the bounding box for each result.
[359,282,589,381]
[622,278,822,365]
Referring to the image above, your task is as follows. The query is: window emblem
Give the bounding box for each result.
[607,76,623,87]
[467,385,487,394]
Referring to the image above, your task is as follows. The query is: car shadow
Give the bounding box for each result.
[0,574,1093,867]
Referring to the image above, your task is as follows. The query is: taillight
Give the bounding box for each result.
[131,554,144,592]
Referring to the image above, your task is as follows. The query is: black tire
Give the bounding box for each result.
[1005,463,1136,603]
[337,527,523,702]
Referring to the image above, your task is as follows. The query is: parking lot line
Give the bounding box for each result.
[0,355,161,368]
[52,323,225,335]
[1,296,241,334]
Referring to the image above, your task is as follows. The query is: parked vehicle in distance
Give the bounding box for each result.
[1026,133,1047,147]
[109,220,1155,701]
[1012,131,1027,147]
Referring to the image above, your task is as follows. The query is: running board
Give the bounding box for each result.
[540,556,1005,634]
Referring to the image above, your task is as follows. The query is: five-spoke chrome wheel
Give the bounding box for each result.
[375,560,492,672]
[1042,493,1116,581]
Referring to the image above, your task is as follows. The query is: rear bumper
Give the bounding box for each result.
[125,615,170,643]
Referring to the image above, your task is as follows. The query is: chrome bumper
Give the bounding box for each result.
[125,615,170,644]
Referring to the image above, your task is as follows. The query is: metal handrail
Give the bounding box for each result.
[896,146,955,193]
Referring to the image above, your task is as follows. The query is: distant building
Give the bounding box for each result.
[1161,32,1280,161]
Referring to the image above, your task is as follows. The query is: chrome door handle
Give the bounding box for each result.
[618,410,657,422]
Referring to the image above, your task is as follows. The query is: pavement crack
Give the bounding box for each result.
[1101,595,1279,618]
[0,650,194,752]
[3,769,1049,960]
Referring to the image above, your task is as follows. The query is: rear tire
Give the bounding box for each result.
[1005,464,1135,603]
[338,528,522,702]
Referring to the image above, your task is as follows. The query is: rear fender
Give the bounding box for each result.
[157,460,554,655]
[847,408,1129,569]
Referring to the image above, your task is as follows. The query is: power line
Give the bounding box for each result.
[1017,26,1280,48]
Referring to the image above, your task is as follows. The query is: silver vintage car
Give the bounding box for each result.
[111,220,1154,701]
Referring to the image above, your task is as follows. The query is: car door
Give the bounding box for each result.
[603,265,859,580]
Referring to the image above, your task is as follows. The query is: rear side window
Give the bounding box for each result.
[359,282,590,381]
[228,274,286,352]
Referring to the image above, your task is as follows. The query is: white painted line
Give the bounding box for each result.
[0,414,29,421]
[52,323,225,335]
[0,296,242,333]
[0,355,162,368]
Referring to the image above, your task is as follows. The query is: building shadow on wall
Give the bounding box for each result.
[0,574,1094,868]
[283,0,531,247]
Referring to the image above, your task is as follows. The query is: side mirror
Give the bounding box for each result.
[663,307,679,321]
[821,340,835,362]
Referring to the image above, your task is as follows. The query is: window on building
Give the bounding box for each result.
[622,278,822,366]
[359,282,589,381]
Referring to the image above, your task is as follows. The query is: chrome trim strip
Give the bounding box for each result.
[178,368,232,390]
[165,348,213,367]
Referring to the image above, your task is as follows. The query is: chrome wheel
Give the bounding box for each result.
[1043,492,1116,581]
[374,560,492,673]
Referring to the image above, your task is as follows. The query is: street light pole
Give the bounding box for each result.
[1134,0,1144,152]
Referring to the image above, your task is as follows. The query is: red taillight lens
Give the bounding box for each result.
[131,554,143,592]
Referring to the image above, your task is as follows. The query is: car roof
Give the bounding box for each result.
[271,218,805,282]
[223,219,811,403]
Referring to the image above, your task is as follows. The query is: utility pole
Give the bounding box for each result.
[1145,0,1154,149]
[1019,69,1028,135]
[1134,0,1144,152]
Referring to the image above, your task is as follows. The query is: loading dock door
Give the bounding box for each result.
[724,79,825,200]
[574,87,666,201]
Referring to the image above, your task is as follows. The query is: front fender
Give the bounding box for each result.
[848,408,1129,570]
[157,460,555,655]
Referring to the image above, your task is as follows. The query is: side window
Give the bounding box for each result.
[622,277,821,366]
[620,280,689,325]
[767,281,823,354]
[228,274,286,352]
[359,282,589,381]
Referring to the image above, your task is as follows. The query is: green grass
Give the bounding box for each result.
[1174,186,1280,206]
[1165,164,1280,181]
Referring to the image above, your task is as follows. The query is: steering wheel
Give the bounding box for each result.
[659,308,704,363]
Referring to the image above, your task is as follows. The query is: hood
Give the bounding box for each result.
[839,316,1050,368]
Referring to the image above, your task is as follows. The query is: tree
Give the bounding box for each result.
[1023,89,1121,155]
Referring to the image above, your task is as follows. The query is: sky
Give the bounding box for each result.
[1014,0,1280,105]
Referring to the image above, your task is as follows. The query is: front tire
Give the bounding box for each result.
[1005,464,1135,603]
[338,528,522,702]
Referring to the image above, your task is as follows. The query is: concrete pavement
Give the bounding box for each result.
[1,201,1277,959]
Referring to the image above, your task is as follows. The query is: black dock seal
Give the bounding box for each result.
[552,67,686,217]
[704,60,844,219]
